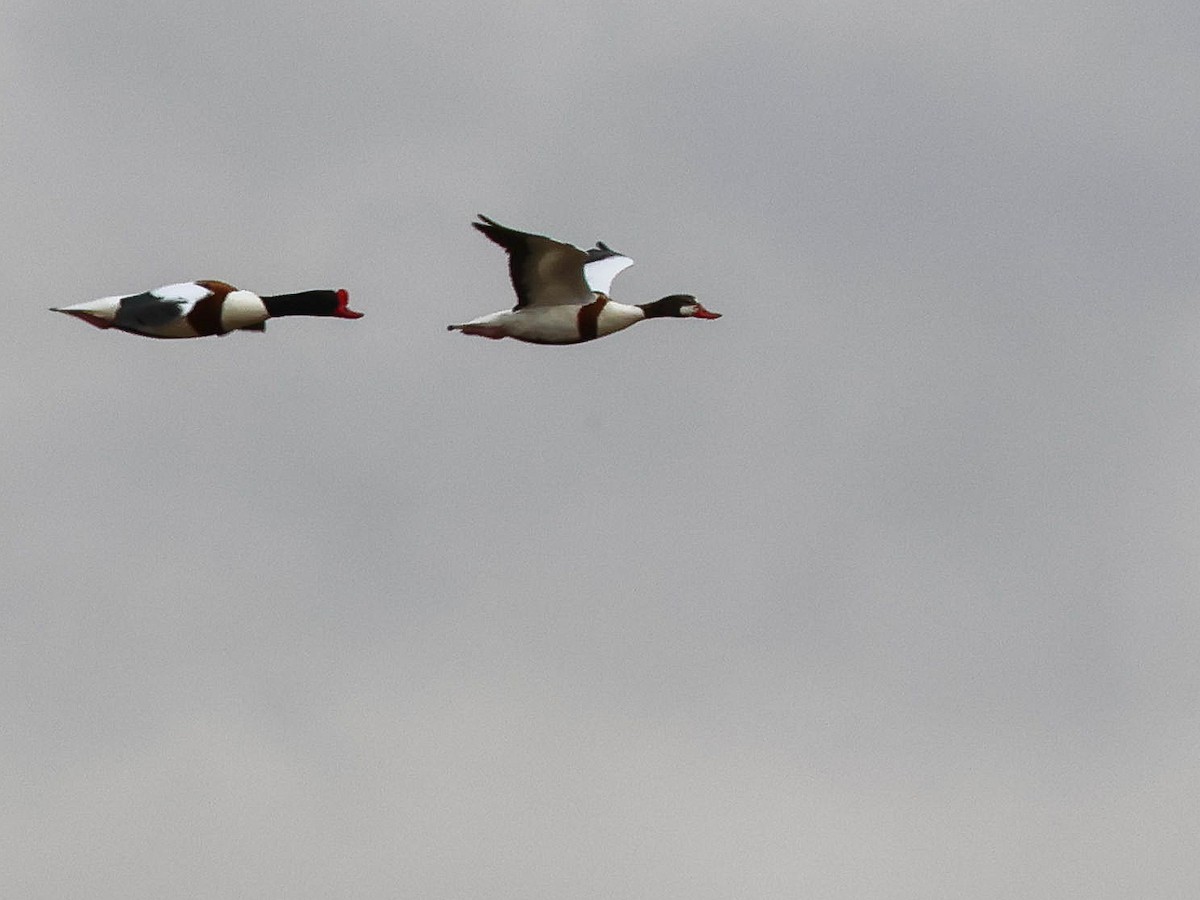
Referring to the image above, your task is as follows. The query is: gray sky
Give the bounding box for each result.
[4,1,1200,896]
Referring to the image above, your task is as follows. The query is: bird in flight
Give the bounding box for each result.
[52,280,362,339]
[448,215,720,345]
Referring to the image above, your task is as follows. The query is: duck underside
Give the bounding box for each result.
[448,301,643,345]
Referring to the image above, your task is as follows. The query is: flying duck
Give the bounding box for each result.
[52,280,363,339]
[448,215,720,344]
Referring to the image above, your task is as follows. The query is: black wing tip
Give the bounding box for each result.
[585,241,626,263]
[473,214,524,252]
[472,214,502,238]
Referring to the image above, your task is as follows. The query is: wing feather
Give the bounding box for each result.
[474,215,596,309]
[582,245,634,295]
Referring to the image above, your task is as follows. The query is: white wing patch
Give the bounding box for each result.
[151,282,212,304]
[583,254,633,295]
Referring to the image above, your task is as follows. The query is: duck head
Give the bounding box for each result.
[639,294,722,320]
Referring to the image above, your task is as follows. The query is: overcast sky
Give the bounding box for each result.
[4,1,1200,897]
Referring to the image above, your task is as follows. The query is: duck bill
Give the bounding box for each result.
[693,304,722,319]
[334,288,364,319]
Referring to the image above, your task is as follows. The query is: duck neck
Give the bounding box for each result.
[637,295,687,320]
[262,289,361,319]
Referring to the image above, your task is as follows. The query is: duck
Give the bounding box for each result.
[448,215,720,344]
[51,280,363,339]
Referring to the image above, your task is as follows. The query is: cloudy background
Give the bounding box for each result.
[4,0,1200,896]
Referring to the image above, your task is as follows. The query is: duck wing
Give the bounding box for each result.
[113,281,226,330]
[474,215,632,309]
[582,240,634,295]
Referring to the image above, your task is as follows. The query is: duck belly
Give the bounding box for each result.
[458,306,584,344]
[504,306,588,344]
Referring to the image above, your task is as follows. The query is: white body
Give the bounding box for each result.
[130,288,268,338]
[461,300,646,344]
[54,283,268,338]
